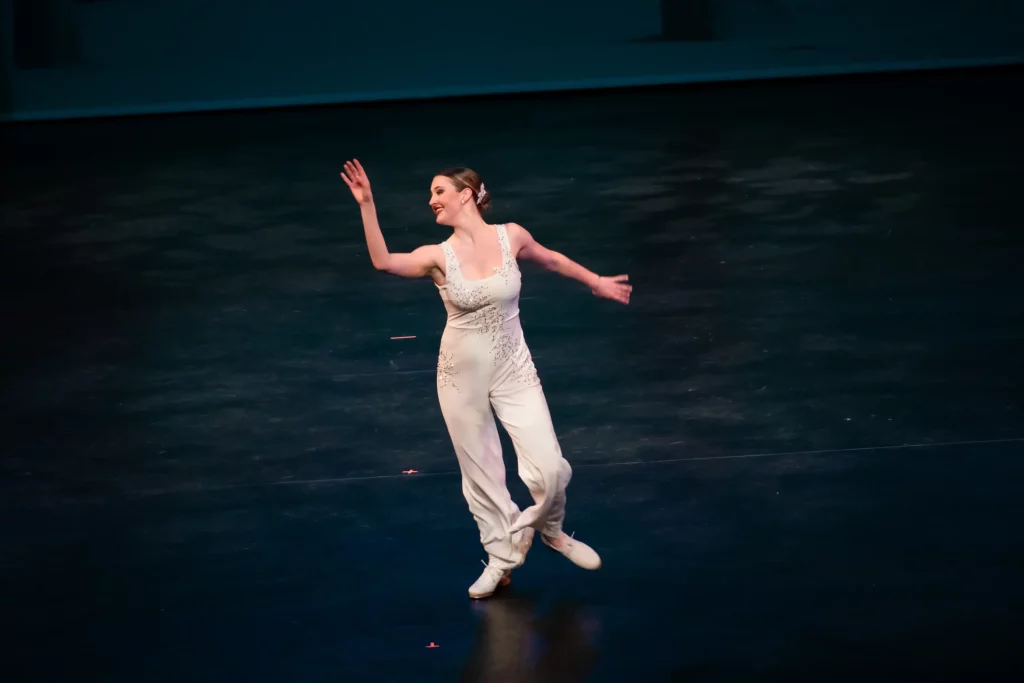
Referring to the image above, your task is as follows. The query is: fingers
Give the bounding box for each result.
[606,285,630,304]
[594,288,631,304]
[607,275,632,293]
[340,171,353,188]
[593,274,632,304]
[344,159,362,183]
[617,281,631,304]
[341,160,364,183]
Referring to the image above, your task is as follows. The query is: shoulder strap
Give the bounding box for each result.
[495,224,512,257]
[440,241,458,278]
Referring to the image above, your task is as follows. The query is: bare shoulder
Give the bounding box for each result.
[420,243,448,282]
[502,222,534,253]
[503,221,528,238]
[415,243,446,276]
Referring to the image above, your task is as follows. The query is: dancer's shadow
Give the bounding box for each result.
[460,592,599,683]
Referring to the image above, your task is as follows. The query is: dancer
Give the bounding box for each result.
[341,160,631,598]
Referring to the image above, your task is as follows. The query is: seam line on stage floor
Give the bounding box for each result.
[202,436,1024,492]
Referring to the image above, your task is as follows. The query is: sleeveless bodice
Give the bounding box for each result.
[435,224,539,392]
[436,224,522,332]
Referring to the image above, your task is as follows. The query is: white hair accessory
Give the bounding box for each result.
[476,183,487,205]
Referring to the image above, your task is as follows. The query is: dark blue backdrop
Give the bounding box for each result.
[3,0,1023,120]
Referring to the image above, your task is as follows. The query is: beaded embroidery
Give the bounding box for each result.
[494,333,516,367]
[436,224,540,391]
[514,354,540,385]
[437,349,458,391]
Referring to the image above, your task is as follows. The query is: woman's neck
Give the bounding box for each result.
[451,215,491,244]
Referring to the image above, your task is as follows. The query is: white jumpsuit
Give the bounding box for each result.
[435,224,573,571]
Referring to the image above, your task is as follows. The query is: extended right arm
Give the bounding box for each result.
[341,158,440,279]
[360,199,439,278]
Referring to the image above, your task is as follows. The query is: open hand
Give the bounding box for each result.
[340,159,373,204]
[592,274,631,304]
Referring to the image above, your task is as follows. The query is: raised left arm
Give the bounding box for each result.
[506,222,631,304]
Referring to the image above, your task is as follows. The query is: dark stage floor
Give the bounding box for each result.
[3,68,1024,681]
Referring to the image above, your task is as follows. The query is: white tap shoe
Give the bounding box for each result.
[541,532,601,570]
[468,526,536,599]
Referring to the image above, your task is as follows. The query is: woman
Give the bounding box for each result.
[341,159,631,598]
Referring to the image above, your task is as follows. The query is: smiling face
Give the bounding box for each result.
[429,175,473,226]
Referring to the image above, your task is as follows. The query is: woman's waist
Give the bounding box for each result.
[441,319,525,346]
[442,309,521,333]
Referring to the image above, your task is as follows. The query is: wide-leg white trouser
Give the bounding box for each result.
[439,378,572,571]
